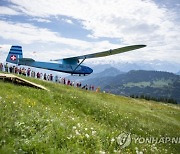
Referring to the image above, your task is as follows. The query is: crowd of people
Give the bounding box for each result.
[0,63,100,92]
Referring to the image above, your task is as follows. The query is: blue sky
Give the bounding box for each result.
[0,0,180,72]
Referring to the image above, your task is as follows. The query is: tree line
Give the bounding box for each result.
[130,94,178,104]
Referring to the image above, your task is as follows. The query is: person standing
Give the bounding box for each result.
[15,67,18,74]
[55,75,58,82]
[92,85,94,91]
[50,74,53,81]
[44,73,47,80]
[5,63,8,72]
[9,66,13,73]
[27,68,31,77]
[0,63,3,72]
[37,72,40,78]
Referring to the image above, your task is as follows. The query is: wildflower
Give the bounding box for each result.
[72,126,76,129]
[99,151,105,154]
[75,130,80,135]
[85,134,89,138]
[85,128,88,131]
[77,123,81,127]
[67,134,73,139]
[92,130,96,135]
[111,138,115,142]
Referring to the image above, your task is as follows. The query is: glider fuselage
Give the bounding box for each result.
[18,60,93,75]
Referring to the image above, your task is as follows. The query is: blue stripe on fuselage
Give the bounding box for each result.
[12,46,22,48]
[10,49,22,52]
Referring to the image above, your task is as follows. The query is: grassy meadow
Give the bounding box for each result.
[0,76,180,153]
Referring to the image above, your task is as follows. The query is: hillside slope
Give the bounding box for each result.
[0,76,180,153]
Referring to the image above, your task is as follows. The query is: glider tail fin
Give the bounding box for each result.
[6,45,23,64]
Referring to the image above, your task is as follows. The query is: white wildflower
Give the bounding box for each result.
[75,130,80,135]
[111,138,115,142]
[85,134,89,138]
[67,134,73,139]
[99,151,105,154]
[92,130,96,135]
[77,123,81,127]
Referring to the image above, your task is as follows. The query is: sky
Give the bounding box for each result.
[0,0,180,72]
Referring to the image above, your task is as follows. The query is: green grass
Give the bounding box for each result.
[123,82,151,87]
[0,76,180,153]
[123,79,172,88]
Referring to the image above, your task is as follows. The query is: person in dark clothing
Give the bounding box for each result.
[50,74,53,81]
[37,72,40,78]
[44,73,47,80]
[15,67,18,74]
[27,68,31,76]
[9,66,13,73]
[82,85,86,89]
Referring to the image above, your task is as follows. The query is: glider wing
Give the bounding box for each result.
[53,45,146,62]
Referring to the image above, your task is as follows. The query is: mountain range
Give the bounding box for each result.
[87,60,180,74]
[82,68,180,104]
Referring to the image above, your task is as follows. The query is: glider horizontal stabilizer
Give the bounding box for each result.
[19,58,35,62]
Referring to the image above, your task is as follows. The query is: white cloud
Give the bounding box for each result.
[0,20,121,61]
[0,20,90,48]
[0,44,12,62]
[61,18,74,24]
[0,6,20,15]
[9,0,180,44]
[1,0,180,64]
[30,18,51,23]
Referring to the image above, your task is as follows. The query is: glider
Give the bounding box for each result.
[6,45,146,75]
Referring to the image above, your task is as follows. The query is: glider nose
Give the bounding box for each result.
[81,66,93,74]
[88,67,93,74]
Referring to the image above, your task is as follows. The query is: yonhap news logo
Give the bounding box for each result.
[117,132,131,149]
[117,132,180,149]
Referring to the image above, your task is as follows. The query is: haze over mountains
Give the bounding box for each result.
[87,60,180,74]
